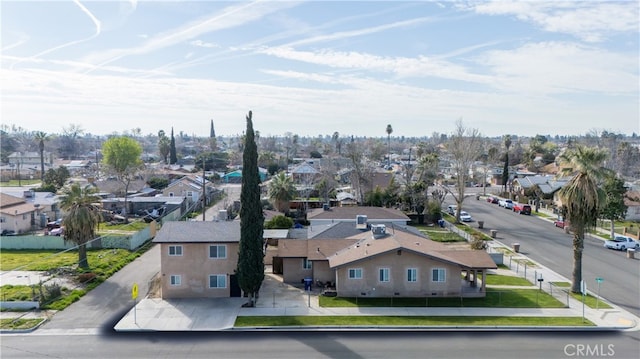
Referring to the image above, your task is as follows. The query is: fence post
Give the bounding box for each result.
[524,263,527,279]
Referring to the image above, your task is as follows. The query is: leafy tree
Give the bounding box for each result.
[309,150,322,158]
[60,184,101,269]
[237,111,264,307]
[33,131,50,181]
[0,129,17,163]
[264,215,294,229]
[600,176,628,239]
[43,166,70,191]
[169,127,177,164]
[557,145,612,293]
[158,130,170,164]
[268,171,297,214]
[147,177,169,190]
[102,136,143,221]
[195,151,229,172]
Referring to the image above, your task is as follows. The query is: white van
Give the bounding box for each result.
[446,205,457,215]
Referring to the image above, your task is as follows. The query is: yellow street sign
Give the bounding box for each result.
[132,283,139,300]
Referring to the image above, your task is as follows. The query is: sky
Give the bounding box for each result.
[1,0,639,139]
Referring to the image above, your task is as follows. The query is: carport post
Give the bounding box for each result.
[308,289,311,308]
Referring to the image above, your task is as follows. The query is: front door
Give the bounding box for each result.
[229,274,241,297]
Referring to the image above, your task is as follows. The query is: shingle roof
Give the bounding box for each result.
[327,227,496,270]
[152,220,241,243]
[308,221,424,239]
[307,206,410,221]
[277,238,360,260]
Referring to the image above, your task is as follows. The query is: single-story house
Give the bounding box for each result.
[153,220,243,299]
[222,168,268,183]
[0,193,45,234]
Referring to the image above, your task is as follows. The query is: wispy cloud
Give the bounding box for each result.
[464,1,638,42]
[190,40,220,48]
[82,1,300,73]
[10,0,101,69]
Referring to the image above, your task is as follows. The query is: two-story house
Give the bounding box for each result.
[153,220,242,299]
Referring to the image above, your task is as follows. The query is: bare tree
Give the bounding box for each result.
[444,119,482,223]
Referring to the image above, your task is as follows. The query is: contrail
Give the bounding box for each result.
[10,0,101,69]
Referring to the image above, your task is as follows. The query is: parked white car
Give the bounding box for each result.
[459,211,473,222]
[604,236,640,250]
[498,199,513,209]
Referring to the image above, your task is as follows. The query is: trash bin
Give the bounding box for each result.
[478,221,484,229]
[490,229,497,238]
[627,248,636,259]
[304,278,313,291]
[476,195,480,200]
[513,243,520,253]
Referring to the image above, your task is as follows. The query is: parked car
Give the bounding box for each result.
[486,196,499,204]
[604,236,640,250]
[48,227,64,236]
[512,203,532,215]
[553,219,567,229]
[446,205,457,215]
[499,199,514,209]
[459,211,472,222]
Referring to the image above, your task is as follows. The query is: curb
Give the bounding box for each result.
[0,317,47,334]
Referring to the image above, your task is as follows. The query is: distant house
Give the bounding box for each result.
[221,168,268,183]
[290,162,320,184]
[624,191,640,221]
[511,175,569,198]
[153,221,243,299]
[0,193,44,234]
[161,175,216,206]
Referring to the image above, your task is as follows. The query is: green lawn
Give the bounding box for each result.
[319,288,565,308]
[0,242,153,310]
[97,221,149,232]
[235,316,594,327]
[0,180,41,187]
[551,282,571,287]
[419,229,466,243]
[485,274,532,286]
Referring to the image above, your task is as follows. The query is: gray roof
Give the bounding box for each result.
[309,221,425,239]
[153,220,241,243]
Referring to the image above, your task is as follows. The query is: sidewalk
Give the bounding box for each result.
[111,269,640,332]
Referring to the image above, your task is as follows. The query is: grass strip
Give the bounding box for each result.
[235,315,594,327]
[0,318,43,330]
[319,289,565,308]
[569,292,613,309]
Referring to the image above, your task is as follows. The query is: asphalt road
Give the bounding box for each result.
[457,194,640,317]
[2,330,639,359]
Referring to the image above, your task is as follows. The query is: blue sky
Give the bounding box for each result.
[1,1,638,138]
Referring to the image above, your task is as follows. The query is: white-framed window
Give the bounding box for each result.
[432,268,446,282]
[209,245,227,259]
[168,245,183,256]
[303,258,312,269]
[209,274,227,288]
[348,268,362,279]
[379,268,390,282]
[169,275,181,286]
[407,268,418,282]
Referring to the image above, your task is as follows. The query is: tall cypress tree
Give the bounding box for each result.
[236,111,264,307]
[169,127,177,164]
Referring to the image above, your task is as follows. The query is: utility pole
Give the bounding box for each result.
[202,156,206,221]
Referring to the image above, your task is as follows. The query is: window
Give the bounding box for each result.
[303,258,312,270]
[168,245,183,256]
[379,268,390,282]
[169,192,174,197]
[407,268,418,282]
[348,268,362,279]
[209,245,227,259]
[169,275,181,286]
[432,268,446,282]
[209,274,227,288]
[186,191,194,197]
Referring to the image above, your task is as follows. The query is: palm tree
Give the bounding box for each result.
[34,131,49,182]
[386,124,393,168]
[268,172,297,214]
[60,184,102,269]
[557,145,612,293]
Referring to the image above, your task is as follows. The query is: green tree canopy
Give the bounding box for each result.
[268,171,297,213]
[102,136,143,220]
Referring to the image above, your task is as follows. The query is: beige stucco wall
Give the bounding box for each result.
[311,260,335,284]
[159,242,239,298]
[334,250,461,297]
[282,258,312,284]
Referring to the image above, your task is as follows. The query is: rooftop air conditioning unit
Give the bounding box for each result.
[356,215,367,229]
[371,224,386,238]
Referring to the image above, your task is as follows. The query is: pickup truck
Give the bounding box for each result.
[512,203,531,215]
[604,236,640,250]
